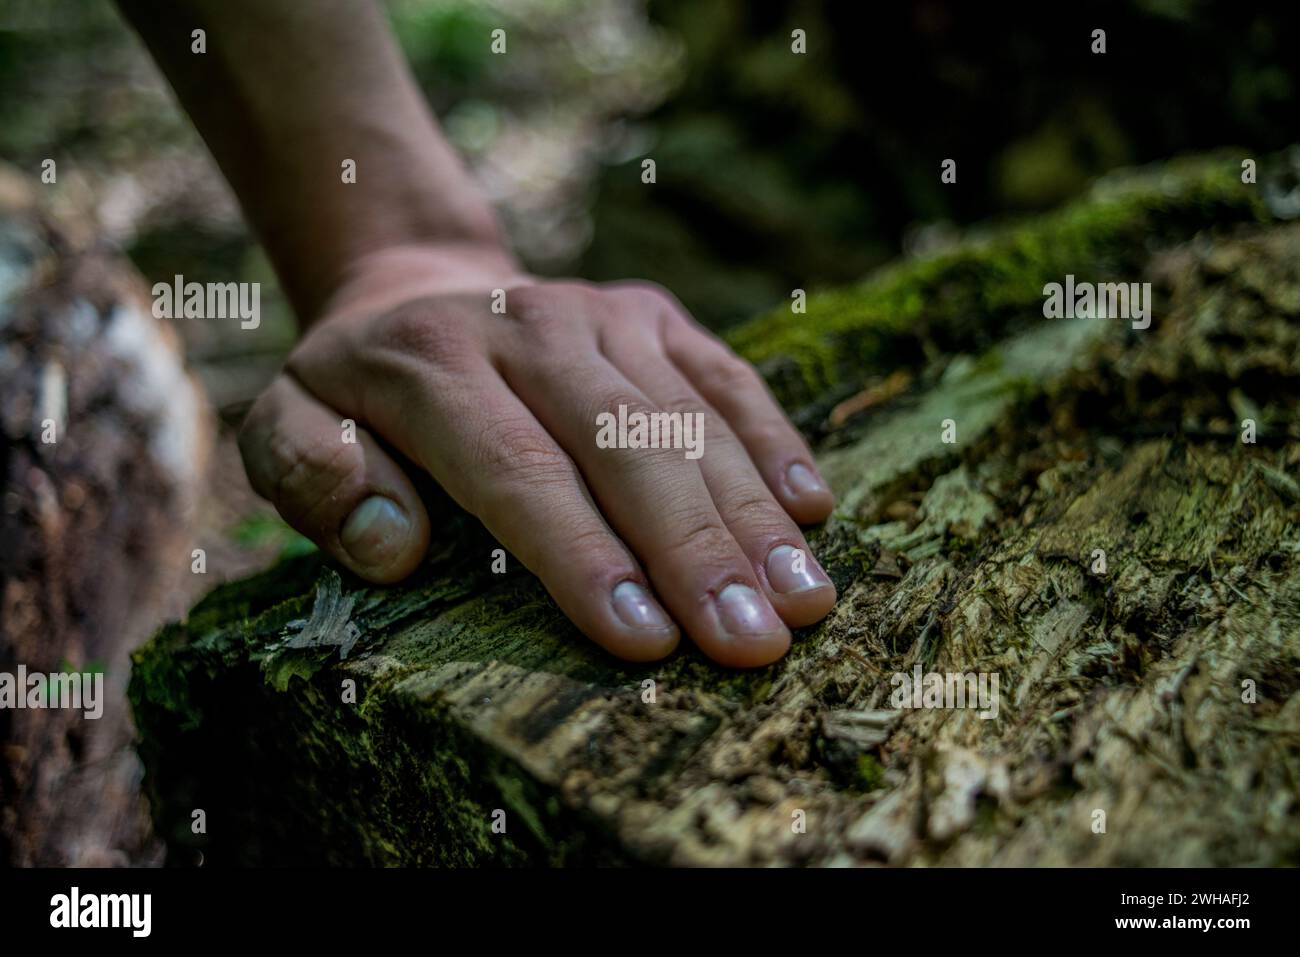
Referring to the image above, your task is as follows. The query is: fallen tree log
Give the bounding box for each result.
[130,151,1300,866]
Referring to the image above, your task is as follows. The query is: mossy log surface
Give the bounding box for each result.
[131,153,1300,866]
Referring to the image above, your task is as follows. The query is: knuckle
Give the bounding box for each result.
[472,417,573,502]
[718,484,787,533]
[740,416,796,450]
[665,511,735,564]
[501,285,551,327]
[506,282,598,335]
[655,390,706,415]
[709,352,762,392]
[590,393,688,471]
[374,301,476,371]
[592,390,658,427]
[237,390,278,465]
[536,522,621,584]
[615,281,680,317]
[265,426,366,531]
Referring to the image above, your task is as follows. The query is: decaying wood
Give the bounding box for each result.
[130,153,1300,866]
[0,169,211,866]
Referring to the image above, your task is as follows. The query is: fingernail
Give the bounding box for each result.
[612,580,673,630]
[787,462,827,497]
[716,582,784,636]
[766,544,832,594]
[340,496,411,569]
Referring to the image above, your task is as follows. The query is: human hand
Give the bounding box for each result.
[239,244,836,667]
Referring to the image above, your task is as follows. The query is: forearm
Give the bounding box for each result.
[116,0,516,320]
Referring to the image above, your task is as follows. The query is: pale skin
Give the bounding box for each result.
[119,0,837,667]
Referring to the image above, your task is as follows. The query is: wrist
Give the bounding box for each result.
[311,240,530,328]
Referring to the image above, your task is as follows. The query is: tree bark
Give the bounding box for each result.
[0,168,210,866]
[130,151,1300,866]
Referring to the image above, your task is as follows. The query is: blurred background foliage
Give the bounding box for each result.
[2,0,1298,377]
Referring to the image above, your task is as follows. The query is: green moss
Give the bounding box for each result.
[727,151,1271,417]
[229,511,316,559]
[128,556,327,735]
[855,754,887,792]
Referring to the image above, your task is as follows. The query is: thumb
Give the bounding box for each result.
[238,374,431,583]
